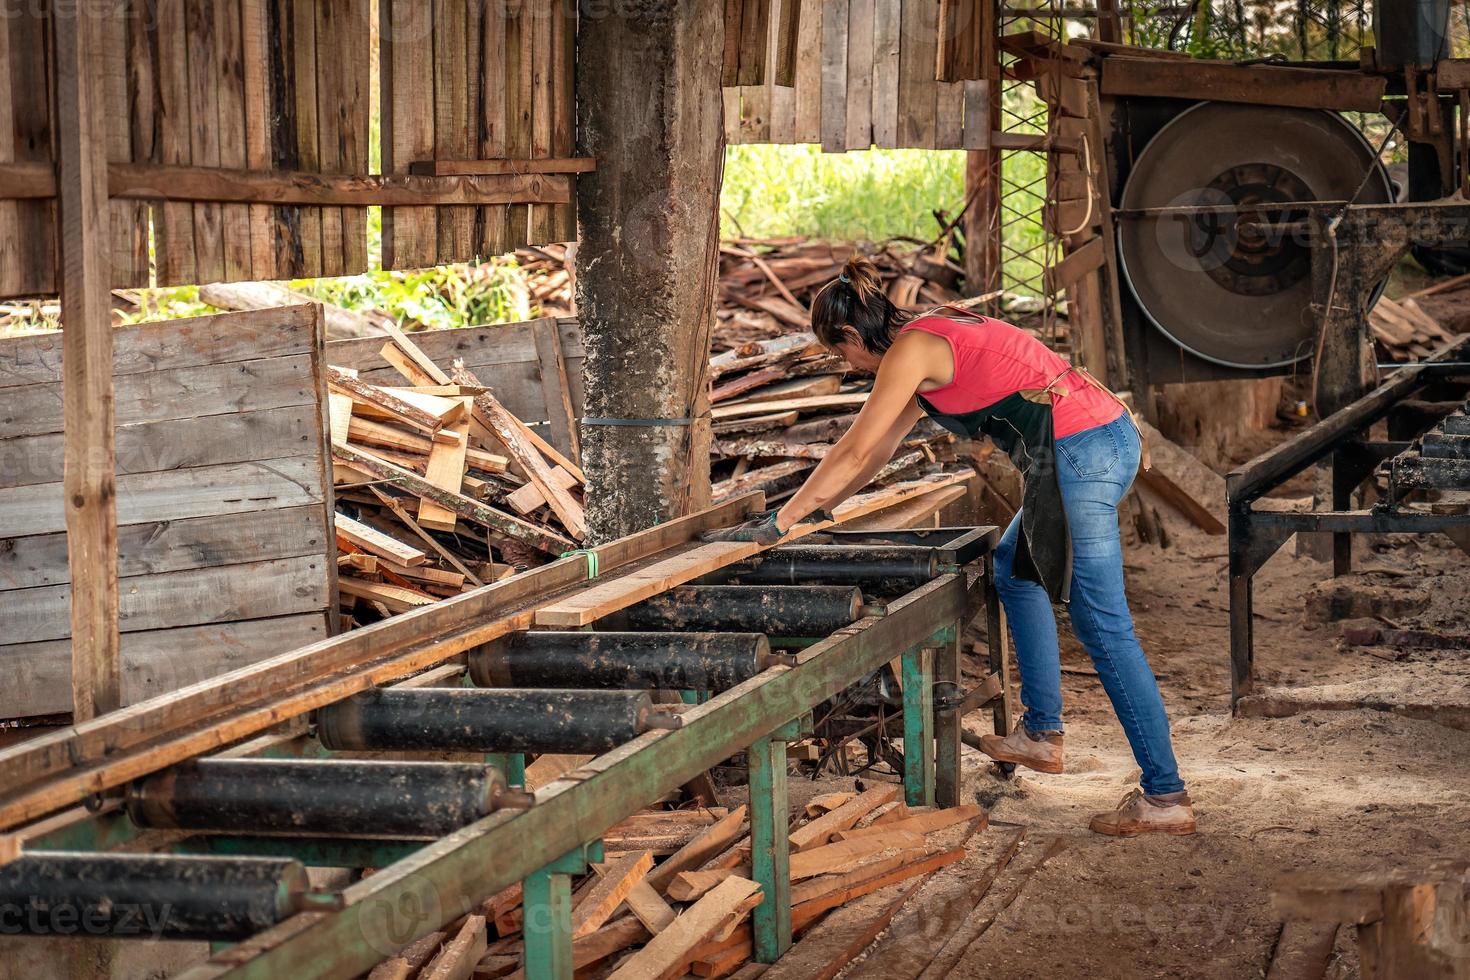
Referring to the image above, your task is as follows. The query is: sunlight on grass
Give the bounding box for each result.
[720,144,967,243]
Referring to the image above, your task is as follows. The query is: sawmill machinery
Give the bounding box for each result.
[0,505,1011,978]
[1077,0,1468,415]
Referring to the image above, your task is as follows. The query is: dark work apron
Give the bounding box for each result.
[916,390,1073,603]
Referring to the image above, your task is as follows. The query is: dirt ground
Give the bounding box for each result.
[830,499,1470,979]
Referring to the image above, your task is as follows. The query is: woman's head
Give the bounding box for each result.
[810,255,911,373]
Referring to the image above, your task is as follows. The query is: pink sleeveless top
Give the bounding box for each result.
[899,313,1123,439]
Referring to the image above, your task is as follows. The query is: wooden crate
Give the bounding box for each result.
[0,306,337,718]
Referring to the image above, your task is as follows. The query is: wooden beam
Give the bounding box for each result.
[1100,58,1386,112]
[410,157,597,176]
[55,2,120,720]
[0,163,573,207]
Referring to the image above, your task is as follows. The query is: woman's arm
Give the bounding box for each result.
[774,334,938,530]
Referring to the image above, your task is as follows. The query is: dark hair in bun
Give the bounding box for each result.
[809,255,912,355]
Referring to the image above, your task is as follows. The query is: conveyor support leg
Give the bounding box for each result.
[903,641,937,807]
[750,716,804,962]
[524,841,603,980]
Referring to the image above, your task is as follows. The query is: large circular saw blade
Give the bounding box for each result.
[1118,103,1392,369]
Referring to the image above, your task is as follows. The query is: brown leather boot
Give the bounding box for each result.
[977,727,1063,774]
[1089,789,1197,837]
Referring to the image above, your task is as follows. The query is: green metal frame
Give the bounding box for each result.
[523,841,604,979]
[749,714,806,962]
[167,573,971,980]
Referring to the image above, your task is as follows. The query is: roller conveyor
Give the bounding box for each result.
[1,519,1005,980]
[127,759,508,837]
[470,630,782,691]
[0,852,311,941]
[316,687,683,755]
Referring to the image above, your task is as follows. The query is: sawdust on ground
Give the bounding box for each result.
[836,504,1470,979]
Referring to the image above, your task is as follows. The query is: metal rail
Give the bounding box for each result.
[1226,335,1470,708]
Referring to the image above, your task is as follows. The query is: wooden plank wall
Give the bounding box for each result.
[0,1,371,297]
[0,306,337,718]
[381,0,578,270]
[725,0,985,150]
[326,315,586,457]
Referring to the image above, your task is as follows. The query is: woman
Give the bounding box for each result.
[705,257,1194,836]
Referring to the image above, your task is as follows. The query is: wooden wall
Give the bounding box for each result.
[380,0,577,269]
[724,0,988,150]
[0,1,581,300]
[0,306,337,718]
[326,315,586,459]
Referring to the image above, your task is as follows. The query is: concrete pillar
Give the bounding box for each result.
[575,0,724,542]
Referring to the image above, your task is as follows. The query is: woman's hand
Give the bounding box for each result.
[699,508,836,545]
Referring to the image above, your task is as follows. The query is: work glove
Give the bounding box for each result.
[700,510,786,545]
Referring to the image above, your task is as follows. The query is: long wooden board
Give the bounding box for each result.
[0,495,765,830]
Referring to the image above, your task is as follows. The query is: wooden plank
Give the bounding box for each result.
[184,0,225,283]
[871,0,901,147]
[420,915,487,980]
[214,0,253,282]
[789,784,900,851]
[418,399,474,531]
[533,542,758,628]
[335,512,429,566]
[819,0,849,152]
[290,0,323,276]
[550,1,577,241]
[382,0,437,270]
[0,613,330,718]
[152,0,197,286]
[0,15,20,297]
[339,0,371,273]
[0,497,760,827]
[0,555,329,646]
[845,0,875,150]
[314,0,345,276]
[792,0,823,142]
[574,851,655,939]
[527,0,557,244]
[833,803,985,840]
[0,504,329,592]
[501,1,530,253]
[339,576,437,614]
[772,0,801,86]
[608,876,762,980]
[452,364,587,540]
[647,806,749,894]
[898,0,938,148]
[0,456,327,539]
[533,317,581,462]
[55,4,120,720]
[103,1,146,288]
[0,348,315,445]
[1100,57,1387,112]
[0,306,319,390]
[91,163,572,207]
[240,0,276,279]
[711,392,868,419]
[434,0,473,263]
[332,443,574,554]
[0,403,325,489]
[936,80,964,149]
[328,367,447,433]
[1045,236,1105,293]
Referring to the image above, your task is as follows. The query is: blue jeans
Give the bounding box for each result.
[993,414,1185,796]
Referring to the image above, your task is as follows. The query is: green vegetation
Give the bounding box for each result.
[720,144,966,243]
[292,262,534,331]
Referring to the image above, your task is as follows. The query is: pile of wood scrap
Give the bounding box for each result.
[709,332,963,505]
[329,329,586,626]
[367,786,987,980]
[510,235,971,351]
[1371,293,1456,362]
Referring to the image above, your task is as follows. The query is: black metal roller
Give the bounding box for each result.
[127,758,506,837]
[317,687,679,755]
[471,631,776,691]
[0,851,309,941]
